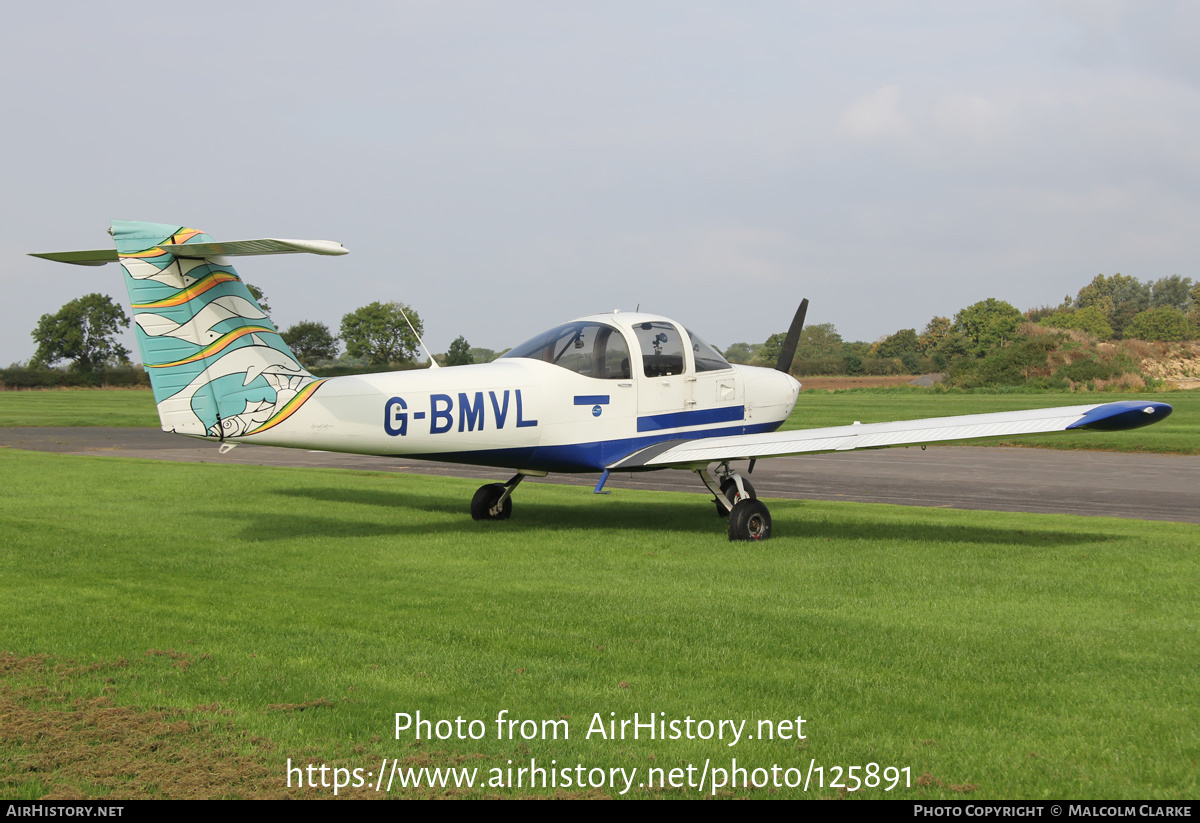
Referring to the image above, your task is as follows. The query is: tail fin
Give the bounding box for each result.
[30,220,348,438]
[115,221,308,436]
[32,222,347,437]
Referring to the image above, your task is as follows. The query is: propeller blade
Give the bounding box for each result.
[774,299,809,374]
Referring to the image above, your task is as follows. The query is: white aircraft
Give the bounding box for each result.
[32,221,1174,540]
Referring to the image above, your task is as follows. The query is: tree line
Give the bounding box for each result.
[722,274,1200,384]
[12,272,1199,389]
[18,284,475,377]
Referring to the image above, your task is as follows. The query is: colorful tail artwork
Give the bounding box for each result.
[111,220,325,438]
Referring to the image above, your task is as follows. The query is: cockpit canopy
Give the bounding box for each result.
[501,317,731,379]
[501,321,632,379]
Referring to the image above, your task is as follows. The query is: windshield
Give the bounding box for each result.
[687,328,732,372]
[501,321,632,379]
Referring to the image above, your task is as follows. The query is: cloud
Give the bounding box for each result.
[932,93,1003,144]
[838,86,910,142]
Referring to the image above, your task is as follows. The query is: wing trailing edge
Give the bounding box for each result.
[610,401,1173,469]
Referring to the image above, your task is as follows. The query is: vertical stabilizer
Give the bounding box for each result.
[112,221,320,438]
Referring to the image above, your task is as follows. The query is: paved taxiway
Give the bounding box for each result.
[2,427,1196,524]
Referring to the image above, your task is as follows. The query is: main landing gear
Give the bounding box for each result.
[471,473,525,521]
[697,462,772,542]
[471,464,771,542]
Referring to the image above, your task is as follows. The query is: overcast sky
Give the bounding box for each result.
[3,1,1199,362]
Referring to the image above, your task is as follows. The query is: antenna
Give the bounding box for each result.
[398,305,439,368]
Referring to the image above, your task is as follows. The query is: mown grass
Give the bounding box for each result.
[0,449,1195,799]
[0,388,157,427]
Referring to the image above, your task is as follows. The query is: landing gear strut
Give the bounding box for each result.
[696,462,772,541]
[715,476,757,518]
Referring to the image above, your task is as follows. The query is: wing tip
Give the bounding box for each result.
[1067,401,1173,432]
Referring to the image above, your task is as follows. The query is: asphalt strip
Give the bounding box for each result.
[1,427,1197,525]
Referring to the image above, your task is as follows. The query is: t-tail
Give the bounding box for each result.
[30,221,348,438]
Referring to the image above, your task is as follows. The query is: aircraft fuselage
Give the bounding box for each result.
[240,314,801,474]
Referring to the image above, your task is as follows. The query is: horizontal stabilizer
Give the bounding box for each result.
[156,238,349,258]
[30,237,348,266]
[610,401,1173,469]
[28,249,118,266]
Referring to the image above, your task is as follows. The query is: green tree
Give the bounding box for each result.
[918,316,951,353]
[930,331,973,371]
[1150,275,1193,311]
[760,322,844,367]
[873,328,920,358]
[898,351,923,373]
[445,335,473,366]
[1123,307,1191,342]
[952,298,1024,356]
[1026,297,1073,323]
[842,340,871,358]
[1109,274,1151,314]
[1041,307,1113,340]
[1075,273,1151,336]
[281,320,339,366]
[721,342,761,364]
[795,323,844,359]
[340,301,423,366]
[30,293,131,372]
[949,334,1061,389]
[760,332,786,366]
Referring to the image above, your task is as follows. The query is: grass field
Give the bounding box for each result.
[1,448,1195,799]
[0,388,157,428]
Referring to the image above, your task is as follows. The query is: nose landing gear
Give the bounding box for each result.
[697,462,773,541]
[715,476,758,518]
[728,498,772,541]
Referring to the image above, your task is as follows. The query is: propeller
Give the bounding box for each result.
[774,299,809,374]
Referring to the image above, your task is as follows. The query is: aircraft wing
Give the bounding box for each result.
[609,400,1173,469]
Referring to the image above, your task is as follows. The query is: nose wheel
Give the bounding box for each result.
[728,498,772,541]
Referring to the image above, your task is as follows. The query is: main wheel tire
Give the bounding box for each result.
[727,499,772,541]
[715,477,757,517]
[471,483,513,521]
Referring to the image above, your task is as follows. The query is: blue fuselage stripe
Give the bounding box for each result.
[636,405,745,433]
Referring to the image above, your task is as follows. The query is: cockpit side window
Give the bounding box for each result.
[501,322,631,379]
[686,328,732,372]
[632,322,685,377]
